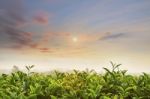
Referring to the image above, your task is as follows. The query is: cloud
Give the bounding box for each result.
[39,47,49,52]
[0,0,26,26]
[99,32,126,40]
[33,11,49,24]
[39,32,71,46]
[38,47,55,53]
[30,43,39,49]
[0,0,36,49]
[6,29,33,46]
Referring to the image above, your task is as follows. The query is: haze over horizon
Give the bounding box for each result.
[0,0,150,73]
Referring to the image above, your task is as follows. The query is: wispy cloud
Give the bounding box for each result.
[99,32,126,40]
[0,0,34,48]
[39,47,50,53]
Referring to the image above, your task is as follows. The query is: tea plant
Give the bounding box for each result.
[0,62,150,99]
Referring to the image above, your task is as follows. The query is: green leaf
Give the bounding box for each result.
[30,85,35,93]
[17,93,27,99]
[113,95,118,99]
[125,86,136,92]
[50,95,57,99]
[25,66,30,71]
[28,94,37,99]
[100,96,111,99]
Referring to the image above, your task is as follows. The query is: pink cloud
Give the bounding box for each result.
[33,11,49,24]
[39,47,51,53]
[39,47,49,51]
[30,43,39,49]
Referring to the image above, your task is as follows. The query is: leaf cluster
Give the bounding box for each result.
[0,63,150,99]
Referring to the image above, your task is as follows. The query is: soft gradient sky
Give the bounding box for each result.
[0,0,150,73]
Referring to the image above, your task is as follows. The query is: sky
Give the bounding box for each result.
[0,0,150,73]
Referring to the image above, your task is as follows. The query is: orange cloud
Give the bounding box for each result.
[39,47,49,52]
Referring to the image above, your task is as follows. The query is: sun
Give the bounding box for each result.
[72,37,78,43]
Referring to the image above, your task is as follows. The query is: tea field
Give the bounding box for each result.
[0,62,150,99]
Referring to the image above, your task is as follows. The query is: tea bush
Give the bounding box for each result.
[0,62,150,99]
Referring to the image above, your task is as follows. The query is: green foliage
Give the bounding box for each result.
[0,63,150,99]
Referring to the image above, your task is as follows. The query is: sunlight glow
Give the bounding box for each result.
[72,37,78,43]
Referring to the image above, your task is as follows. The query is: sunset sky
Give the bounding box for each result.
[0,0,150,73]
